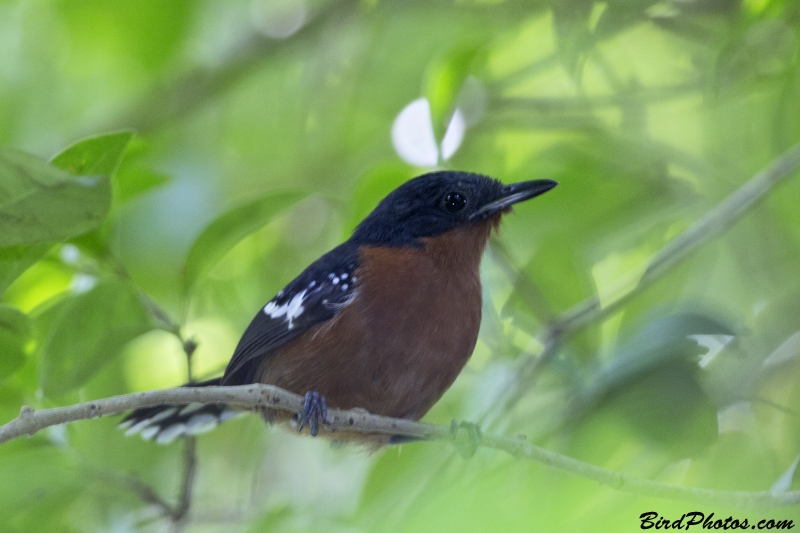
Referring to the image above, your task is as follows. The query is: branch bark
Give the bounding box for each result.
[1,384,798,511]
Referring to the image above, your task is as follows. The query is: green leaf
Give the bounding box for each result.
[183,189,309,290]
[0,148,112,246]
[38,279,155,398]
[51,131,168,205]
[0,243,51,296]
[50,130,134,179]
[422,45,481,141]
[590,313,733,397]
[0,304,32,383]
[347,162,416,234]
[573,312,731,457]
[0,446,80,516]
[48,131,136,257]
[114,164,170,203]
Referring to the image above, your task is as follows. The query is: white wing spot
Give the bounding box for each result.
[308,280,316,288]
[284,290,306,329]
[328,273,334,279]
[263,300,283,317]
[341,273,348,279]
[263,289,307,329]
[332,277,339,285]
[341,284,348,291]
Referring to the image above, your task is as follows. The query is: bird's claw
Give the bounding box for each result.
[297,391,329,437]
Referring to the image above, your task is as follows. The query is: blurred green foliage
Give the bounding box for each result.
[1,0,800,531]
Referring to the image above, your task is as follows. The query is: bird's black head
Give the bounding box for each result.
[351,171,557,247]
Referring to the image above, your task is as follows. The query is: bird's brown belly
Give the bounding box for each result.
[257,245,482,420]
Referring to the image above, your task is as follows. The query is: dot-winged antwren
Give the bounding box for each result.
[120,171,556,444]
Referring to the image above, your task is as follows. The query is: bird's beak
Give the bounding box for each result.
[470,179,558,220]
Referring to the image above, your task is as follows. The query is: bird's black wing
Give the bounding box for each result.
[222,241,360,384]
[119,242,361,443]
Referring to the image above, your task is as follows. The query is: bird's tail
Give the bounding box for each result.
[118,378,241,444]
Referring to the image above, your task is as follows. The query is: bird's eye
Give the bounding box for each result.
[443,192,467,212]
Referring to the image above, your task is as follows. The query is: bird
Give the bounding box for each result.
[119,171,557,445]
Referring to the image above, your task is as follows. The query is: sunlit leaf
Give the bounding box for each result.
[50,130,134,179]
[0,304,32,383]
[183,190,310,290]
[38,279,155,397]
[423,45,481,140]
[0,149,111,246]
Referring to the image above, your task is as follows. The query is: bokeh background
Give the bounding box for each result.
[2,0,800,531]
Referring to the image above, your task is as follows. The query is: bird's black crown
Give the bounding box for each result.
[351,171,502,247]
[351,171,556,247]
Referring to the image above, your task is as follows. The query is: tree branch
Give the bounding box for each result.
[1,384,798,511]
[501,141,800,410]
[493,82,702,111]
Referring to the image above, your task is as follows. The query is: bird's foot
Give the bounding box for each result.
[450,420,483,459]
[297,391,330,437]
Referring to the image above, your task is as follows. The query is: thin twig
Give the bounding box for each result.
[501,141,800,410]
[170,437,197,530]
[183,338,198,385]
[493,82,701,111]
[85,457,201,522]
[1,384,798,510]
[572,141,800,334]
[104,0,352,134]
[89,235,194,525]
[106,250,184,336]
[90,467,176,515]
[496,335,561,417]
[488,238,557,324]
[169,335,200,531]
